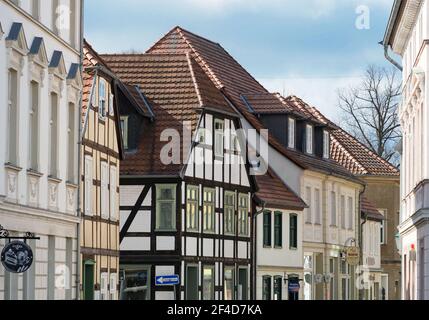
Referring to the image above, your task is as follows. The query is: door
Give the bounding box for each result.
[238,268,248,300]
[186,266,199,300]
[83,262,95,300]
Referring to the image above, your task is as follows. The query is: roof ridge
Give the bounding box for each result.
[186,52,204,108]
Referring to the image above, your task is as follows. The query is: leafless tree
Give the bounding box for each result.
[337,65,401,164]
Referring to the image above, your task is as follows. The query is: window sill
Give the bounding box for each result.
[305,222,313,225]
[48,176,62,184]
[66,181,79,189]
[155,228,177,233]
[290,247,298,251]
[27,169,43,178]
[263,245,273,249]
[4,163,22,172]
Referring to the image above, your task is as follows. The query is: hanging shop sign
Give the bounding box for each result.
[1,241,33,273]
[346,246,360,266]
[0,225,40,274]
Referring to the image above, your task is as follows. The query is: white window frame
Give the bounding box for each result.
[347,197,354,230]
[99,79,107,119]
[49,91,59,178]
[101,161,109,220]
[288,117,296,149]
[100,272,109,300]
[330,191,337,226]
[186,185,199,232]
[156,184,177,231]
[306,124,313,154]
[7,68,19,165]
[224,191,236,235]
[110,166,118,221]
[314,188,321,225]
[203,188,216,233]
[305,187,312,224]
[238,194,249,236]
[109,273,117,300]
[340,195,346,229]
[67,102,77,183]
[84,156,93,216]
[379,209,386,245]
[214,119,224,158]
[109,93,115,115]
[323,130,330,159]
[29,80,39,171]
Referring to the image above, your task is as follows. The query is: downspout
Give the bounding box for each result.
[252,197,266,300]
[383,43,403,71]
[76,0,85,301]
[358,184,367,301]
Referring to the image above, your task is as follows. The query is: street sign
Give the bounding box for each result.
[155,275,180,286]
[1,241,33,273]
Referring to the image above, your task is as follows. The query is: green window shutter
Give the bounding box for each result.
[274,212,283,248]
[290,214,298,249]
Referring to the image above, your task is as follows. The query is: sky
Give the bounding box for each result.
[85,0,397,122]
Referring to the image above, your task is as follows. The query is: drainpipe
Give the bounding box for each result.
[252,198,266,300]
[383,43,403,71]
[75,0,85,301]
[358,184,367,301]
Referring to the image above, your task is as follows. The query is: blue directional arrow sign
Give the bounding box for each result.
[155,275,180,286]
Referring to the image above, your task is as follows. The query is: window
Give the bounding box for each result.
[238,194,249,236]
[263,211,272,247]
[238,268,248,300]
[290,214,298,249]
[340,195,346,229]
[330,191,337,226]
[49,92,59,177]
[101,162,109,220]
[100,272,109,300]
[380,210,386,245]
[224,192,235,235]
[203,266,214,300]
[262,276,272,300]
[274,212,283,248]
[122,268,150,300]
[231,130,239,152]
[186,186,199,231]
[306,125,313,154]
[323,130,330,159]
[120,116,129,150]
[288,118,295,149]
[224,267,235,300]
[109,93,115,115]
[348,197,353,230]
[52,0,59,34]
[67,103,76,182]
[32,0,40,24]
[7,69,18,165]
[110,273,117,300]
[110,166,118,221]
[156,185,177,231]
[305,187,312,224]
[84,156,93,216]
[29,81,39,171]
[186,265,199,300]
[314,188,321,225]
[99,79,107,118]
[214,119,224,157]
[274,276,283,300]
[203,188,215,233]
[69,0,77,47]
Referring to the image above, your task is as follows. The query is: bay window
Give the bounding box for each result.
[156,185,177,231]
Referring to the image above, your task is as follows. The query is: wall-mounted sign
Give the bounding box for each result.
[155,275,180,286]
[346,246,360,266]
[1,241,34,274]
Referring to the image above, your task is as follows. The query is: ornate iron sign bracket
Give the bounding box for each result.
[0,225,40,243]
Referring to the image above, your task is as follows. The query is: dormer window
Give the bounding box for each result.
[323,130,330,159]
[306,124,313,154]
[288,118,295,149]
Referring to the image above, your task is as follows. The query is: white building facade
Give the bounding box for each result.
[384,0,429,300]
[0,0,82,300]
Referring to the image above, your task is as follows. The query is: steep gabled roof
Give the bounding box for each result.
[101,52,238,176]
[146,26,362,183]
[255,168,307,211]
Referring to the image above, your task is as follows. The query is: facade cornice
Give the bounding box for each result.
[399,208,429,235]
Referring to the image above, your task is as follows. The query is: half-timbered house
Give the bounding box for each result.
[102,53,256,300]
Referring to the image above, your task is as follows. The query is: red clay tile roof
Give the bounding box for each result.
[285,90,399,177]
[331,128,400,176]
[241,92,301,116]
[101,53,237,176]
[146,26,361,183]
[255,168,307,210]
[361,196,385,221]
